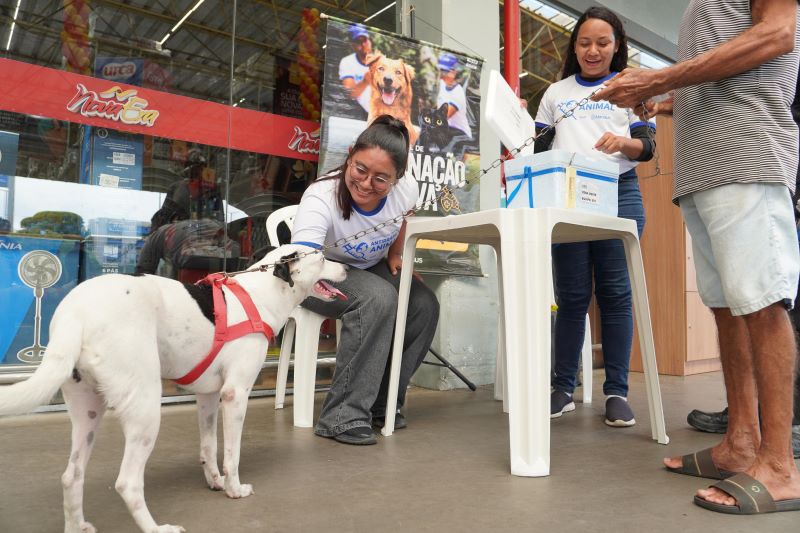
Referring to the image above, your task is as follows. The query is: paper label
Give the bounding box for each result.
[566,166,577,208]
[98,173,120,188]
[580,181,600,205]
[112,151,135,165]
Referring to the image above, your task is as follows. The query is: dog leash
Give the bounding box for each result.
[173,272,274,385]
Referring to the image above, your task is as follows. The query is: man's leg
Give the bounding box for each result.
[699,302,800,504]
[664,308,759,473]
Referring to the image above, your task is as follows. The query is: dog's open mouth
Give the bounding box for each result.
[314,280,347,300]
[378,85,400,106]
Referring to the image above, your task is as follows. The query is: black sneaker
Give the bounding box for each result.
[550,390,575,418]
[372,413,407,430]
[605,396,635,427]
[686,407,728,434]
[792,425,800,459]
[333,427,377,445]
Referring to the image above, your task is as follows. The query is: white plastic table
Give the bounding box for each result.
[382,208,669,477]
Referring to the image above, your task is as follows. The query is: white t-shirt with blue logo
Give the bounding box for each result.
[339,53,371,112]
[535,73,655,174]
[437,79,471,139]
[292,171,418,269]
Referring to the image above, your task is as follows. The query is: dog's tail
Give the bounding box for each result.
[0,315,83,416]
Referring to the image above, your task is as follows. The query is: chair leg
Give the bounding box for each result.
[274,318,296,410]
[292,313,325,428]
[580,314,593,404]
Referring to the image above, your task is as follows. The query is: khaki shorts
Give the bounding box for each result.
[679,182,799,316]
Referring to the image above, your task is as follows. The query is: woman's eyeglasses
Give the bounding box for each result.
[348,161,396,192]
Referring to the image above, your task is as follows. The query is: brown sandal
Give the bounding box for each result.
[694,473,800,514]
[665,447,735,480]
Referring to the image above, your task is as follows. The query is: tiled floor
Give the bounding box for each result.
[0,371,797,532]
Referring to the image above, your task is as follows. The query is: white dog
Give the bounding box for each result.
[0,244,346,533]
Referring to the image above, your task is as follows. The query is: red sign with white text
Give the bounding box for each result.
[0,58,320,161]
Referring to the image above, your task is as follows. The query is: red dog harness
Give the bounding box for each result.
[174,272,274,386]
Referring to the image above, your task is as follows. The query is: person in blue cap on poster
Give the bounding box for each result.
[339,23,376,114]
[436,52,471,139]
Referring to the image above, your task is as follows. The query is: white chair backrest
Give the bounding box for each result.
[265,204,298,247]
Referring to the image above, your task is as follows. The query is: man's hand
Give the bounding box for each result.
[591,68,667,109]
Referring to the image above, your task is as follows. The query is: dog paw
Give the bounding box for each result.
[66,521,96,533]
[205,474,225,491]
[155,525,186,533]
[225,483,254,499]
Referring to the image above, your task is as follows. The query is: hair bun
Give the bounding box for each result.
[372,114,409,145]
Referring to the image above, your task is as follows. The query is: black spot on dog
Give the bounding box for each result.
[183,283,219,325]
[88,411,97,419]
[72,368,82,383]
[87,431,94,445]
[126,289,130,295]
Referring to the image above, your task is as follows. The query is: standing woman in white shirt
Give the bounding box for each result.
[534,6,655,427]
[291,114,440,445]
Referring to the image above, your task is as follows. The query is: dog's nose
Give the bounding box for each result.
[383,76,393,86]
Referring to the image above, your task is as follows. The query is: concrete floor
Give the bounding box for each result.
[0,371,797,533]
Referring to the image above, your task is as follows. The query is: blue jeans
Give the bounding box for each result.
[552,170,645,397]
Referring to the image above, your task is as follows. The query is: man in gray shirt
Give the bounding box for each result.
[595,0,800,516]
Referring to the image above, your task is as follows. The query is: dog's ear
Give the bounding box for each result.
[403,61,415,84]
[273,252,299,287]
[365,51,384,66]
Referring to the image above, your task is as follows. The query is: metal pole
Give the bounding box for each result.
[503,0,520,95]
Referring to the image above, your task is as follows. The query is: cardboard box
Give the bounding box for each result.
[503,150,619,217]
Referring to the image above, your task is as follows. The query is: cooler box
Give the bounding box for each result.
[504,150,619,217]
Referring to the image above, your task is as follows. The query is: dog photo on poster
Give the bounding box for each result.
[320,17,483,275]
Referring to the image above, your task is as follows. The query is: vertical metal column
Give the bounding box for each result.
[503,0,521,94]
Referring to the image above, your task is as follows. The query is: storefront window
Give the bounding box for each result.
[0,1,398,381]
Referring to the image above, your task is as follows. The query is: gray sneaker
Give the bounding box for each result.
[605,396,636,427]
[551,390,575,418]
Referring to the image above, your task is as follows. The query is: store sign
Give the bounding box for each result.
[66,84,160,127]
[287,126,320,155]
[0,59,320,162]
[95,56,144,86]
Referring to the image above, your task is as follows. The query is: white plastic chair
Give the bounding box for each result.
[266,205,341,428]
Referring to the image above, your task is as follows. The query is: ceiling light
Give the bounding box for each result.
[159,0,206,46]
[5,0,22,51]
[364,2,396,23]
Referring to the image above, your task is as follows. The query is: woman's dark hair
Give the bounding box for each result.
[561,6,628,80]
[319,114,410,220]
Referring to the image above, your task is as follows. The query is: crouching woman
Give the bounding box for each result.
[292,114,440,445]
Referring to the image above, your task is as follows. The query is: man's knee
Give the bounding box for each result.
[742,301,790,323]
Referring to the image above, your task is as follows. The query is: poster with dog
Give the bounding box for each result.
[320,17,483,275]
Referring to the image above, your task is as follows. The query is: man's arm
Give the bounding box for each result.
[594,0,797,107]
[342,76,370,99]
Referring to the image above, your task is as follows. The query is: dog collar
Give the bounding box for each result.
[174,273,274,386]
